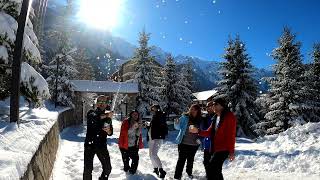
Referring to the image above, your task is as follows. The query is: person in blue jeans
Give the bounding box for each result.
[173,104,202,179]
[200,101,215,179]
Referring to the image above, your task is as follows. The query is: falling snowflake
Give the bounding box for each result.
[189,41,193,44]
[213,0,216,4]
[162,35,166,39]
[156,4,160,8]
[179,37,183,41]
[240,43,243,47]
[184,20,188,24]
[162,0,166,3]
[247,26,250,30]
[218,10,221,14]
[259,81,262,84]
[97,56,100,60]
[259,91,263,94]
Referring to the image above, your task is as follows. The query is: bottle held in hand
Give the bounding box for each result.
[104,122,110,129]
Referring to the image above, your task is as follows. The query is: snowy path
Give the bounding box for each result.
[51,120,320,180]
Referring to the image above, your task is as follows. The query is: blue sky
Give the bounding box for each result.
[65,0,320,68]
[108,0,320,68]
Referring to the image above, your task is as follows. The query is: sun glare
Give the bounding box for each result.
[78,0,124,30]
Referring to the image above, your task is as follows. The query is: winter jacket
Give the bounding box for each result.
[85,108,113,148]
[199,111,237,154]
[200,113,215,150]
[146,111,168,141]
[174,114,201,144]
[118,119,144,150]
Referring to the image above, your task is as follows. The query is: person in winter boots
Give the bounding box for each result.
[145,104,168,178]
[189,98,237,180]
[83,95,113,180]
[118,110,144,175]
[200,101,215,179]
[173,104,202,179]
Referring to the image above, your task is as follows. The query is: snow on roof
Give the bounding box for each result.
[192,89,217,101]
[70,80,139,94]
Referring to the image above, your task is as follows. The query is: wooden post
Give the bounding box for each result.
[10,0,32,123]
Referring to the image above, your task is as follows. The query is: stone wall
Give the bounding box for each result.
[21,108,78,180]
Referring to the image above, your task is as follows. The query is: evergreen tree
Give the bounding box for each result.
[45,1,78,107]
[46,53,78,107]
[74,48,95,80]
[176,65,193,113]
[304,43,320,121]
[128,30,164,115]
[262,28,305,135]
[0,0,49,104]
[163,54,180,114]
[217,36,259,137]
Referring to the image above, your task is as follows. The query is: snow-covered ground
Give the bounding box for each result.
[52,120,320,180]
[0,98,69,180]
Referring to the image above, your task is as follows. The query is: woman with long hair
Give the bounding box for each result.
[173,104,202,179]
[118,110,143,174]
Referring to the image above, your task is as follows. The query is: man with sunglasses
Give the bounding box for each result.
[83,95,114,180]
[200,101,215,179]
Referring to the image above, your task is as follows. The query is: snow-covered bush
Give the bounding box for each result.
[0,1,49,103]
[20,62,50,107]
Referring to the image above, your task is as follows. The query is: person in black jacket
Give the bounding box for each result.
[146,104,168,178]
[83,95,113,180]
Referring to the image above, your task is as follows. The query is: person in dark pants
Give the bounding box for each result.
[200,101,215,179]
[83,95,114,180]
[146,104,168,178]
[173,104,202,179]
[118,110,144,174]
[190,98,237,180]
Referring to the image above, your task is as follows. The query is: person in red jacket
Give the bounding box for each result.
[118,110,144,174]
[189,98,236,180]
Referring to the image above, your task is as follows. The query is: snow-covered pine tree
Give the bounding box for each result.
[74,48,95,80]
[46,53,78,107]
[217,36,259,138]
[0,0,50,104]
[262,28,305,134]
[163,54,180,114]
[45,1,78,107]
[304,43,320,122]
[175,65,193,113]
[128,30,164,115]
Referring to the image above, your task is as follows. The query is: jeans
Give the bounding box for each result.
[174,144,199,179]
[83,146,112,180]
[207,151,229,180]
[203,150,213,178]
[120,147,139,173]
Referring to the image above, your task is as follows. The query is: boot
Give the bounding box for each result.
[153,168,159,176]
[159,168,166,178]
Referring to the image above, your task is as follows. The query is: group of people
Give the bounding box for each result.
[83,95,237,180]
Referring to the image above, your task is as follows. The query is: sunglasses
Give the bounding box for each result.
[207,103,218,107]
[97,100,111,104]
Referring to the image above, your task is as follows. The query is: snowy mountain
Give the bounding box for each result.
[44,1,273,90]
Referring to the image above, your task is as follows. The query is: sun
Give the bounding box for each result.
[78,0,124,30]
